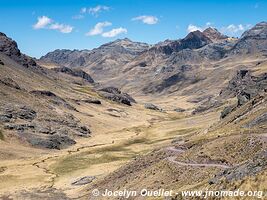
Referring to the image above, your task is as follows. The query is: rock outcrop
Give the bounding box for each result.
[0,103,91,149]
[99,87,136,106]
[30,90,77,111]
[144,103,162,111]
[53,66,94,83]
[0,32,37,68]
[220,69,267,106]
[0,77,21,90]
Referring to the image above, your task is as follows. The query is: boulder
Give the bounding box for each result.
[72,176,96,186]
[174,108,186,112]
[81,98,101,104]
[99,87,135,106]
[144,103,162,111]
[28,134,76,150]
[220,105,235,119]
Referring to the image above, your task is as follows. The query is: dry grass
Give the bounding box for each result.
[53,153,131,176]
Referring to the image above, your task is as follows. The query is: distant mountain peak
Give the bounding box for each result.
[185,30,205,38]
[181,30,212,49]
[241,21,267,39]
[203,27,228,42]
[112,37,132,43]
[229,21,267,55]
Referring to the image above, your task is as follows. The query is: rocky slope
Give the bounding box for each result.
[1,21,267,200]
[229,21,267,55]
[40,38,150,81]
[0,54,91,149]
[0,32,37,68]
[0,33,136,150]
[203,27,229,42]
[86,73,267,200]
[39,23,267,99]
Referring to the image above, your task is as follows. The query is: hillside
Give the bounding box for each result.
[86,71,267,200]
[1,21,267,200]
[39,23,267,103]
[39,38,150,82]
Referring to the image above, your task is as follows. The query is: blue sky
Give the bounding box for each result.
[0,0,266,58]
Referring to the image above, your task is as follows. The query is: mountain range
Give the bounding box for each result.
[39,22,267,97]
[0,22,267,199]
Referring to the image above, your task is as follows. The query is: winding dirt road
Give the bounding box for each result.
[165,146,231,169]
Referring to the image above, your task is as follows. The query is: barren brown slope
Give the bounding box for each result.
[0,32,209,199]
[85,80,267,200]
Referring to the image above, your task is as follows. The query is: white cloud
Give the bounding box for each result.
[49,23,73,33]
[33,16,73,33]
[132,15,158,25]
[187,22,213,33]
[221,24,252,36]
[186,22,251,36]
[187,24,203,32]
[102,27,127,38]
[33,16,52,29]
[81,5,110,16]
[86,21,112,36]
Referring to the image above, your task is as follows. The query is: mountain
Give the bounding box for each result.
[1,22,267,199]
[0,32,37,68]
[0,33,136,150]
[203,27,229,42]
[106,23,266,95]
[229,21,267,55]
[39,38,150,82]
[39,24,267,97]
[39,49,90,68]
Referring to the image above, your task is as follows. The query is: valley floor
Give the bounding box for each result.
[0,106,218,199]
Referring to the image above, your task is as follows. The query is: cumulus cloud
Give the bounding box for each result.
[132,15,158,25]
[33,16,52,29]
[187,24,203,32]
[33,16,73,33]
[49,23,73,33]
[102,27,127,38]
[86,21,112,36]
[187,22,213,32]
[221,24,252,36]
